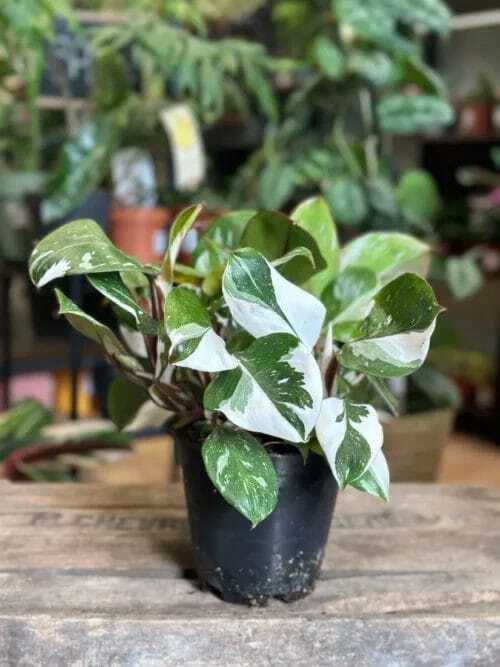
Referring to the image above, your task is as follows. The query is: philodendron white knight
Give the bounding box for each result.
[29,198,442,525]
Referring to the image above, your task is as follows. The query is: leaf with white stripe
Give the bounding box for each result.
[316,397,383,488]
[29,219,149,288]
[204,333,322,444]
[165,286,237,372]
[89,272,158,335]
[161,205,201,283]
[349,450,390,501]
[55,289,143,374]
[202,427,278,526]
[223,248,326,350]
[337,273,443,378]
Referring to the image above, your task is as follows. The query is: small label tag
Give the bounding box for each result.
[160,104,206,191]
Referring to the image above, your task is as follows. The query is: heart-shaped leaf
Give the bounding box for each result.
[202,427,279,527]
[316,397,383,488]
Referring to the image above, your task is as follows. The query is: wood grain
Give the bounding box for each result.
[0,482,499,666]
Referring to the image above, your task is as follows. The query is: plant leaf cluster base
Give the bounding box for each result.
[180,438,338,606]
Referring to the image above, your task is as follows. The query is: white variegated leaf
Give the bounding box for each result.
[202,427,278,526]
[350,449,390,501]
[337,273,442,377]
[161,205,201,283]
[316,397,383,488]
[204,333,323,444]
[223,248,325,350]
[29,219,149,288]
[165,286,237,372]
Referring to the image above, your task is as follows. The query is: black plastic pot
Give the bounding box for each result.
[179,436,338,606]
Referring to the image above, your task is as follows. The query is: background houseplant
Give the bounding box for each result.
[29,197,442,604]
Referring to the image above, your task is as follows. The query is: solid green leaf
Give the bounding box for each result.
[89,273,159,335]
[348,49,394,86]
[291,196,340,296]
[29,219,149,288]
[445,255,483,301]
[313,36,346,80]
[239,211,327,284]
[202,427,279,526]
[397,170,441,226]
[377,94,454,134]
[256,160,297,210]
[316,397,383,488]
[323,177,368,227]
[387,0,451,35]
[0,399,52,445]
[337,273,443,377]
[204,333,322,444]
[107,377,149,430]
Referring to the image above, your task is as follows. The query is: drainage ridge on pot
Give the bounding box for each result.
[178,434,339,606]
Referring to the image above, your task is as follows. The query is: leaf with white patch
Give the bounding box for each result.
[222,248,326,350]
[316,397,383,488]
[165,286,237,372]
[349,450,390,501]
[89,273,158,335]
[337,273,443,378]
[272,246,316,271]
[29,219,149,288]
[291,196,340,297]
[202,427,278,527]
[161,205,202,283]
[204,333,322,444]
[55,289,143,374]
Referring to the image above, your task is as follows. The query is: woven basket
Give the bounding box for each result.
[383,409,456,482]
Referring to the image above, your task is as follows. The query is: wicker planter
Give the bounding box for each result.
[383,409,455,482]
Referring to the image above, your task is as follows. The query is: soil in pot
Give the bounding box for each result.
[179,436,338,606]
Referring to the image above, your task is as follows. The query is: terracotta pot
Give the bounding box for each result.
[458,102,491,136]
[109,207,171,265]
[383,409,455,482]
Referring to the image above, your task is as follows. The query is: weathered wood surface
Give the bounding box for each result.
[0,482,499,666]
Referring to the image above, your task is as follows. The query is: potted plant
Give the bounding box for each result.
[29,197,442,604]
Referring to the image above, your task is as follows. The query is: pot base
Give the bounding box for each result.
[179,437,338,607]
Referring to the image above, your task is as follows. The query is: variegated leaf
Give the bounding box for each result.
[165,286,237,372]
[202,427,278,526]
[349,449,390,501]
[55,289,143,374]
[89,272,158,335]
[204,333,322,444]
[316,397,383,488]
[29,220,149,288]
[337,273,443,378]
[291,196,340,297]
[161,205,201,283]
[222,248,326,350]
[334,232,431,338]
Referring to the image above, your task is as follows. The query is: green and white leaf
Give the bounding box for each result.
[222,248,326,350]
[202,427,278,527]
[322,266,377,326]
[377,94,454,135]
[29,219,148,288]
[316,397,384,488]
[204,333,322,444]
[89,272,158,335]
[165,286,237,372]
[349,449,390,501]
[161,205,202,283]
[337,273,443,377]
[291,196,340,297]
[388,0,451,35]
[55,289,143,374]
[445,255,483,301]
[348,49,394,86]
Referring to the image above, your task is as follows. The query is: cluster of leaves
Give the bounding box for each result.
[233,0,453,233]
[29,197,442,525]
